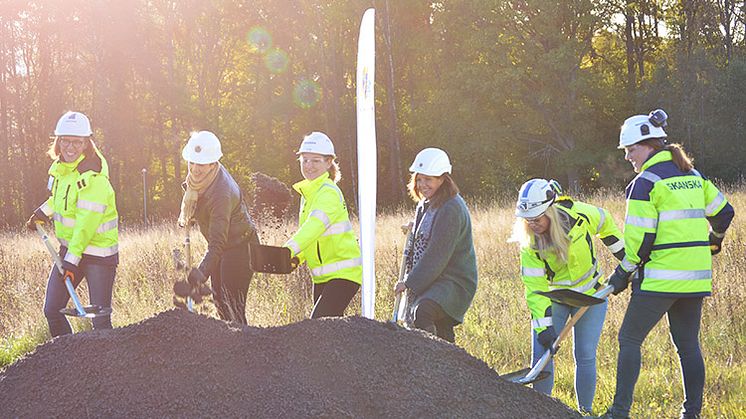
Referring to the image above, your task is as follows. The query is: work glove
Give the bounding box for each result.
[608,269,629,295]
[25,209,50,232]
[187,267,207,285]
[709,232,724,255]
[537,326,557,352]
[60,261,81,285]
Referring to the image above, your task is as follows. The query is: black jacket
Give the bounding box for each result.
[191,165,258,277]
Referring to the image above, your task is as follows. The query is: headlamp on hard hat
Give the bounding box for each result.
[648,109,668,128]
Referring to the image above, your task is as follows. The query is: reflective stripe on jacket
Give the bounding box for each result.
[285,172,362,285]
[520,205,601,333]
[39,148,119,266]
[614,150,734,296]
[556,198,625,260]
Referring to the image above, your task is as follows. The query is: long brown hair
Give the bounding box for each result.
[407,172,460,208]
[47,136,94,161]
[640,138,694,172]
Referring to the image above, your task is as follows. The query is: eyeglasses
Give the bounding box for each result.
[60,138,87,147]
[525,215,546,225]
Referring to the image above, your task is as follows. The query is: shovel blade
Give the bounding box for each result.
[501,368,551,385]
[60,305,112,319]
[535,289,605,307]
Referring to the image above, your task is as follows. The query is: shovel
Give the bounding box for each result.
[391,223,416,323]
[248,243,299,274]
[35,224,112,318]
[504,285,614,385]
[172,222,198,312]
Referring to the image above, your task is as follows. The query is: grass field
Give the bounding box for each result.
[1,191,744,417]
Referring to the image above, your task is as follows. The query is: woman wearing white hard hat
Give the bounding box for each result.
[178,130,260,325]
[393,148,477,343]
[511,178,609,414]
[283,131,362,318]
[600,110,734,419]
[25,111,119,337]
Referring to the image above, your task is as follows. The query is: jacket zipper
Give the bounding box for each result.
[63,185,71,211]
[316,243,323,264]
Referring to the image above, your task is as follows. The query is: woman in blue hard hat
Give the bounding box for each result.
[26,111,119,337]
[178,131,260,325]
[393,148,478,343]
[511,178,611,414]
[284,132,362,318]
[600,110,734,419]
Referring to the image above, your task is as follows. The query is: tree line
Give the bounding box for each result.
[1,0,744,228]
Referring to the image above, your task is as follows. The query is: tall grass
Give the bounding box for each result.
[1,191,744,417]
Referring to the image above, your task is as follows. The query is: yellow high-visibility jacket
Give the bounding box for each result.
[613,150,734,296]
[37,147,119,266]
[285,172,362,285]
[520,205,603,333]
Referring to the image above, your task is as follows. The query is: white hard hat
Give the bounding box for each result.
[182,131,223,164]
[619,109,668,149]
[516,178,556,219]
[297,131,335,156]
[409,147,452,176]
[54,111,93,137]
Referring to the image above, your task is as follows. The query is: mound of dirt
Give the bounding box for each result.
[0,310,579,418]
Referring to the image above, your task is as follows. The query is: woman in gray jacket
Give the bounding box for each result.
[394,148,478,342]
[178,131,260,324]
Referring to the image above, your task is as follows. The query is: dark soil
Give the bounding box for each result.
[0,310,580,418]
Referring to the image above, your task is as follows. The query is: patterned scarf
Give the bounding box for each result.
[177,163,220,227]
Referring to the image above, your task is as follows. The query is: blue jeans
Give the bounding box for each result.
[609,294,704,418]
[43,263,116,337]
[532,299,607,413]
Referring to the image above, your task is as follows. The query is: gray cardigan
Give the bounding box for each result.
[404,194,478,323]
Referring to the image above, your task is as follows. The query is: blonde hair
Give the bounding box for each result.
[509,206,571,262]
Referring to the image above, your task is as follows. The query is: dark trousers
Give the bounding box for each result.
[610,294,705,418]
[311,279,359,318]
[413,299,458,343]
[44,263,116,337]
[210,242,254,325]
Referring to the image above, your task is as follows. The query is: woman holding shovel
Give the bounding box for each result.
[25,111,119,337]
[511,178,610,414]
[178,131,260,325]
[283,132,362,318]
[393,148,478,343]
[601,110,734,419]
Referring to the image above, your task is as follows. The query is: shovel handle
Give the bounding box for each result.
[392,225,416,323]
[35,224,87,316]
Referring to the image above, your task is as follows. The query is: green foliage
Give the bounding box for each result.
[1,0,745,226]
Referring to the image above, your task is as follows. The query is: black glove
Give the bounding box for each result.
[187,267,207,285]
[608,269,630,295]
[25,209,50,232]
[709,232,724,255]
[60,261,81,284]
[537,326,557,351]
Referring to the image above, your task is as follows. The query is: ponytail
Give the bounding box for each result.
[640,138,694,172]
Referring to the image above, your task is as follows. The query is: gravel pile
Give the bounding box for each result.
[0,310,579,418]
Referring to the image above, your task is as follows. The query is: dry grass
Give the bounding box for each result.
[1,190,744,417]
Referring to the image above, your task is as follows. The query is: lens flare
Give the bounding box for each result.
[293,79,322,109]
[247,27,272,53]
[264,49,289,74]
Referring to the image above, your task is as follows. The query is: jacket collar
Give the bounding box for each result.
[49,153,85,176]
[293,172,330,197]
[641,149,672,172]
